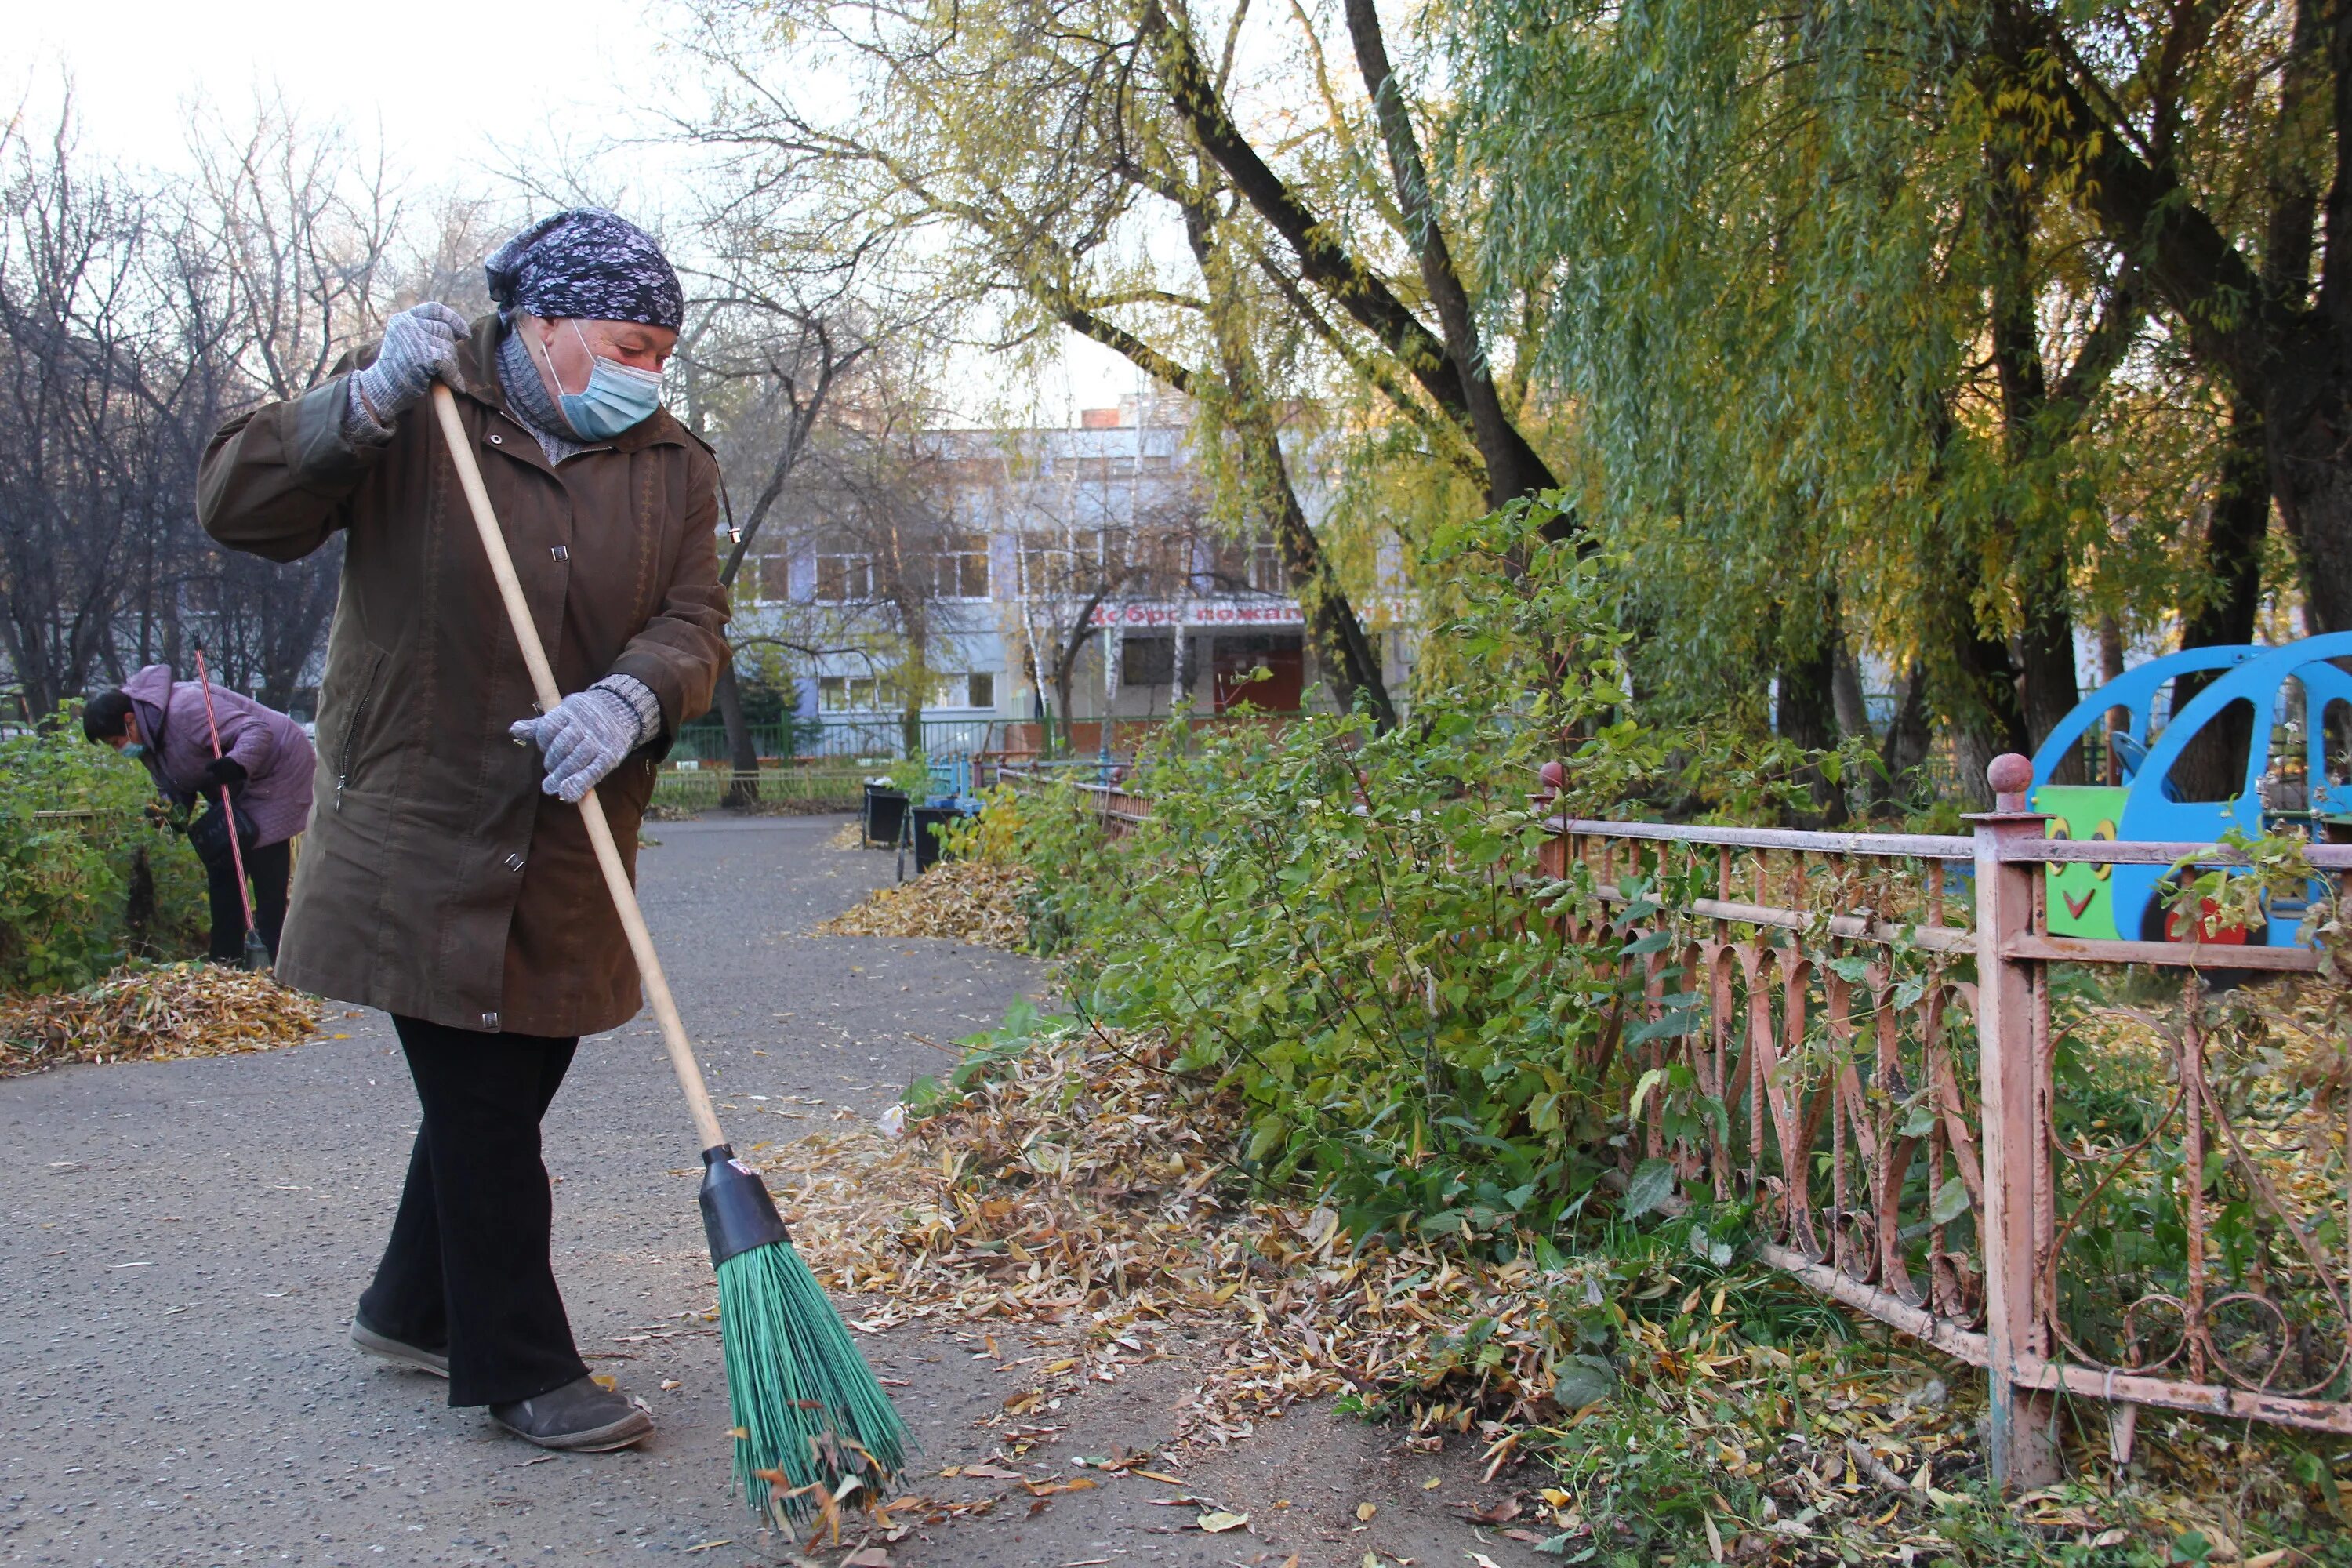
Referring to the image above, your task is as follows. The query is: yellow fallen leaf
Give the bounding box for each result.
[1358,1501,1378,1522]
[1044,1358,1076,1374]
[2244,1554,2286,1568]
[1020,1477,1098,1497]
[1133,1469,1186,1485]
[1363,1554,1381,1568]
[1424,1477,1443,1490]
[589,1373,616,1390]
[1197,1510,1250,1533]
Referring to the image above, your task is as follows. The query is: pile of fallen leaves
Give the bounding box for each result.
[823,818,867,851]
[810,860,1030,948]
[761,1025,2344,1565]
[0,963,321,1074]
[764,1025,1958,1454]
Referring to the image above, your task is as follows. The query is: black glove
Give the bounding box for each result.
[198,757,249,792]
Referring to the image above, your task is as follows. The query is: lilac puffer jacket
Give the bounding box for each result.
[121,665,317,848]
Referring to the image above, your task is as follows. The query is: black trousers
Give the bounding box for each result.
[205,837,290,964]
[358,1016,589,1407]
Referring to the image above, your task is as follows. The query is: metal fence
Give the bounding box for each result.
[648,762,871,814]
[1024,757,2352,1486]
[669,710,1315,766]
[1546,763,2352,1483]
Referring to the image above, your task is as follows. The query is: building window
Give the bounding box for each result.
[735,553,786,604]
[815,551,873,603]
[928,672,996,710]
[942,532,990,599]
[1249,539,1284,593]
[818,675,884,711]
[1206,534,1287,594]
[1020,532,1105,592]
[1121,637,1174,687]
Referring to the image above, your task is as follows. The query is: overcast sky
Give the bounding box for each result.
[9,0,1136,423]
[16,0,668,184]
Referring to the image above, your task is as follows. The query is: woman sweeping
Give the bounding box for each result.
[198,209,728,1453]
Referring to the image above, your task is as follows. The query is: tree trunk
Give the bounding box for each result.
[1947,616,2031,809]
[713,659,761,808]
[1983,143,2082,779]
[1874,662,1933,813]
[1185,196,1398,730]
[1831,633,1871,742]
[1051,627,1092,755]
[1341,0,1555,511]
[2015,585,2083,781]
[1776,634,1849,825]
[2169,397,2271,800]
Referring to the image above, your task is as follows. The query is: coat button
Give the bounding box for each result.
[550,545,568,561]
[488,434,504,445]
[504,852,526,872]
[482,1011,500,1030]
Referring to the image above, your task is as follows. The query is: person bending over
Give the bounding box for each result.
[82,671,314,963]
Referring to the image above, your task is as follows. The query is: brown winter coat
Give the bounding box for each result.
[198,315,727,1036]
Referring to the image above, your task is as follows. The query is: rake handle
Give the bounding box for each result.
[188,641,261,938]
[429,383,728,1153]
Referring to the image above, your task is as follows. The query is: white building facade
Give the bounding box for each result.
[728,398,1412,753]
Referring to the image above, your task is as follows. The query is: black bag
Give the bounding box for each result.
[187,795,260,873]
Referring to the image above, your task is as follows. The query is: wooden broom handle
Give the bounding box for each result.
[430,383,728,1152]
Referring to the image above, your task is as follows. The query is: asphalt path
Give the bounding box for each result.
[0,815,1040,1567]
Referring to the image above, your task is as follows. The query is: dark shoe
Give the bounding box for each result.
[490,1375,653,1453]
[351,1317,450,1378]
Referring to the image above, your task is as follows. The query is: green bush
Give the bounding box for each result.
[0,711,206,993]
[986,499,1867,1248]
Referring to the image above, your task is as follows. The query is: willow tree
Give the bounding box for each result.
[1976,0,2352,638]
[1443,0,2245,790]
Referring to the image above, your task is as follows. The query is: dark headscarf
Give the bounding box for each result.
[484,208,684,332]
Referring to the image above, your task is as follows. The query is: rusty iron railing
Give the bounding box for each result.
[1546,754,2352,1486]
[996,764,1150,837]
[1014,755,2352,1487]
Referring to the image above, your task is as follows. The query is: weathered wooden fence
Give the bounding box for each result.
[1025,753,2352,1487]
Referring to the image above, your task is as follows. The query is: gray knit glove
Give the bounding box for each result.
[508,674,663,803]
[353,302,470,425]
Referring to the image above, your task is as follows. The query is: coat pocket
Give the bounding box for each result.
[329,645,390,813]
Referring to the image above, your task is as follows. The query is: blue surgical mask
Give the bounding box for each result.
[120,742,146,760]
[545,319,664,439]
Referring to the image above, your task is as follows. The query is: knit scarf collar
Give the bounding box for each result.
[495,324,587,465]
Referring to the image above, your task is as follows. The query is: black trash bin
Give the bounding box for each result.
[863,784,907,848]
[910,804,962,873]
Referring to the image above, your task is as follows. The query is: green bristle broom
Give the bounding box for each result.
[430,384,909,1523]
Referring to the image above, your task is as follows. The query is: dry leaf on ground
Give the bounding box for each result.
[0,964,321,1074]
[757,1024,2309,1565]
[811,860,1029,947]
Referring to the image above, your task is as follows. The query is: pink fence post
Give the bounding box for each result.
[1970,753,2063,1488]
